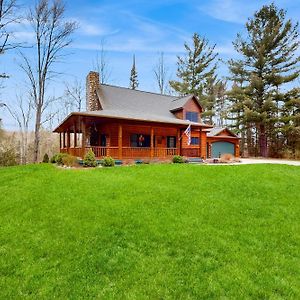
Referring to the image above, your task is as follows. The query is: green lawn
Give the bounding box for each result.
[0,163,300,299]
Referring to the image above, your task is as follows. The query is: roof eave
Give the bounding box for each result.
[53,111,213,131]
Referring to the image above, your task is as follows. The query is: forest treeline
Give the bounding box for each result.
[0,1,299,165]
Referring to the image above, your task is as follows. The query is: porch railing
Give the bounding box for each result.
[60,146,180,159]
[181,148,200,157]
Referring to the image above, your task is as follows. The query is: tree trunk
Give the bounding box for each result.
[259,123,267,157]
[33,106,42,163]
[246,126,250,156]
[240,127,245,157]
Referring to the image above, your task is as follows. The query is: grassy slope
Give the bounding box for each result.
[0,164,299,299]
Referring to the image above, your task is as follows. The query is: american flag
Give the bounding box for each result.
[184,124,191,145]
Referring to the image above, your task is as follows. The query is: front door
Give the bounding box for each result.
[100,134,106,147]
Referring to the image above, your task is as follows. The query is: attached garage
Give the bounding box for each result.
[207,127,240,158]
[211,141,235,158]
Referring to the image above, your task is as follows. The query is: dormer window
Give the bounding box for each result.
[186,111,198,122]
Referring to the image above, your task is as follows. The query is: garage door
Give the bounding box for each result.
[211,142,234,158]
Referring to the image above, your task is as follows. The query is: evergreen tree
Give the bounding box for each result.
[129,55,139,90]
[169,33,218,117]
[227,60,256,156]
[281,88,300,158]
[201,75,220,124]
[214,80,228,127]
[228,3,300,157]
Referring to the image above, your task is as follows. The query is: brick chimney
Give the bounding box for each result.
[86,71,102,111]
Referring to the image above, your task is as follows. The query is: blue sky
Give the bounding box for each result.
[1,0,300,129]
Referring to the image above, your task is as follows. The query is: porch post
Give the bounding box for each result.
[118,124,122,159]
[150,127,154,158]
[74,122,77,147]
[67,130,70,149]
[59,132,62,149]
[198,128,201,157]
[200,128,207,159]
[63,132,66,148]
[177,128,181,155]
[81,120,86,158]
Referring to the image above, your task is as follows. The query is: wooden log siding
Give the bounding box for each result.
[118,124,122,159]
[56,116,214,159]
[150,127,154,158]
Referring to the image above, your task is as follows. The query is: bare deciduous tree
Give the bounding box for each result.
[92,39,112,84]
[64,79,84,112]
[19,0,77,162]
[153,52,169,94]
[4,94,32,164]
[0,0,18,78]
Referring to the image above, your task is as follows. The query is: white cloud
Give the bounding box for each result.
[198,0,299,24]
[198,0,262,24]
[79,21,118,37]
[11,31,35,42]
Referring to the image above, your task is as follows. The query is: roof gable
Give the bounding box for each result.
[207,127,238,137]
[169,95,203,113]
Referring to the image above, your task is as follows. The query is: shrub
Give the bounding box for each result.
[0,148,18,166]
[172,155,184,163]
[62,154,77,167]
[83,149,97,167]
[50,153,58,163]
[42,153,49,163]
[102,156,115,167]
[56,153,68,165]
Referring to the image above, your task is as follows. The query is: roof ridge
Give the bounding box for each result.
[170,94,194,102]
[100,83,176,99]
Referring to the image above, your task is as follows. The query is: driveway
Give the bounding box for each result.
[239,158,300,166]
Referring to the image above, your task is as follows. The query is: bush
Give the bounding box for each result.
[56,153,68,165]
[83,149,97,167]
[102,156,115,167]
[42,153,49,163]
[0,148,18,166]
[50,153,58,163]
[62,154,77,167]
[172,155,184,163]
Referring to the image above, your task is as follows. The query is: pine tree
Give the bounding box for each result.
[201,75,220,124]
[281,88,300,158]
[214,80,228,127]
[129,55,139,90]
[229,3,300,157]
[169,33,218,113]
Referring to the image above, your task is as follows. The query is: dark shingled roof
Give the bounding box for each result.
[89,84,206,125]
[53,84,212,132]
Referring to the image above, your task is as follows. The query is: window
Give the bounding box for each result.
[167,136,176,148]
[186,111,199,122]
[191,137,199,145]
[130,134,150,147]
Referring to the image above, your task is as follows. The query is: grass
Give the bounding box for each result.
[0,163,300,299]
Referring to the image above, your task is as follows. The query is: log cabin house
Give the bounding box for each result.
[53,71,239,160]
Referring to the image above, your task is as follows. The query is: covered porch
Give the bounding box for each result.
[54,113,208,160]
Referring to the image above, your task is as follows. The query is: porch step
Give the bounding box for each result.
[187,157,204,164]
